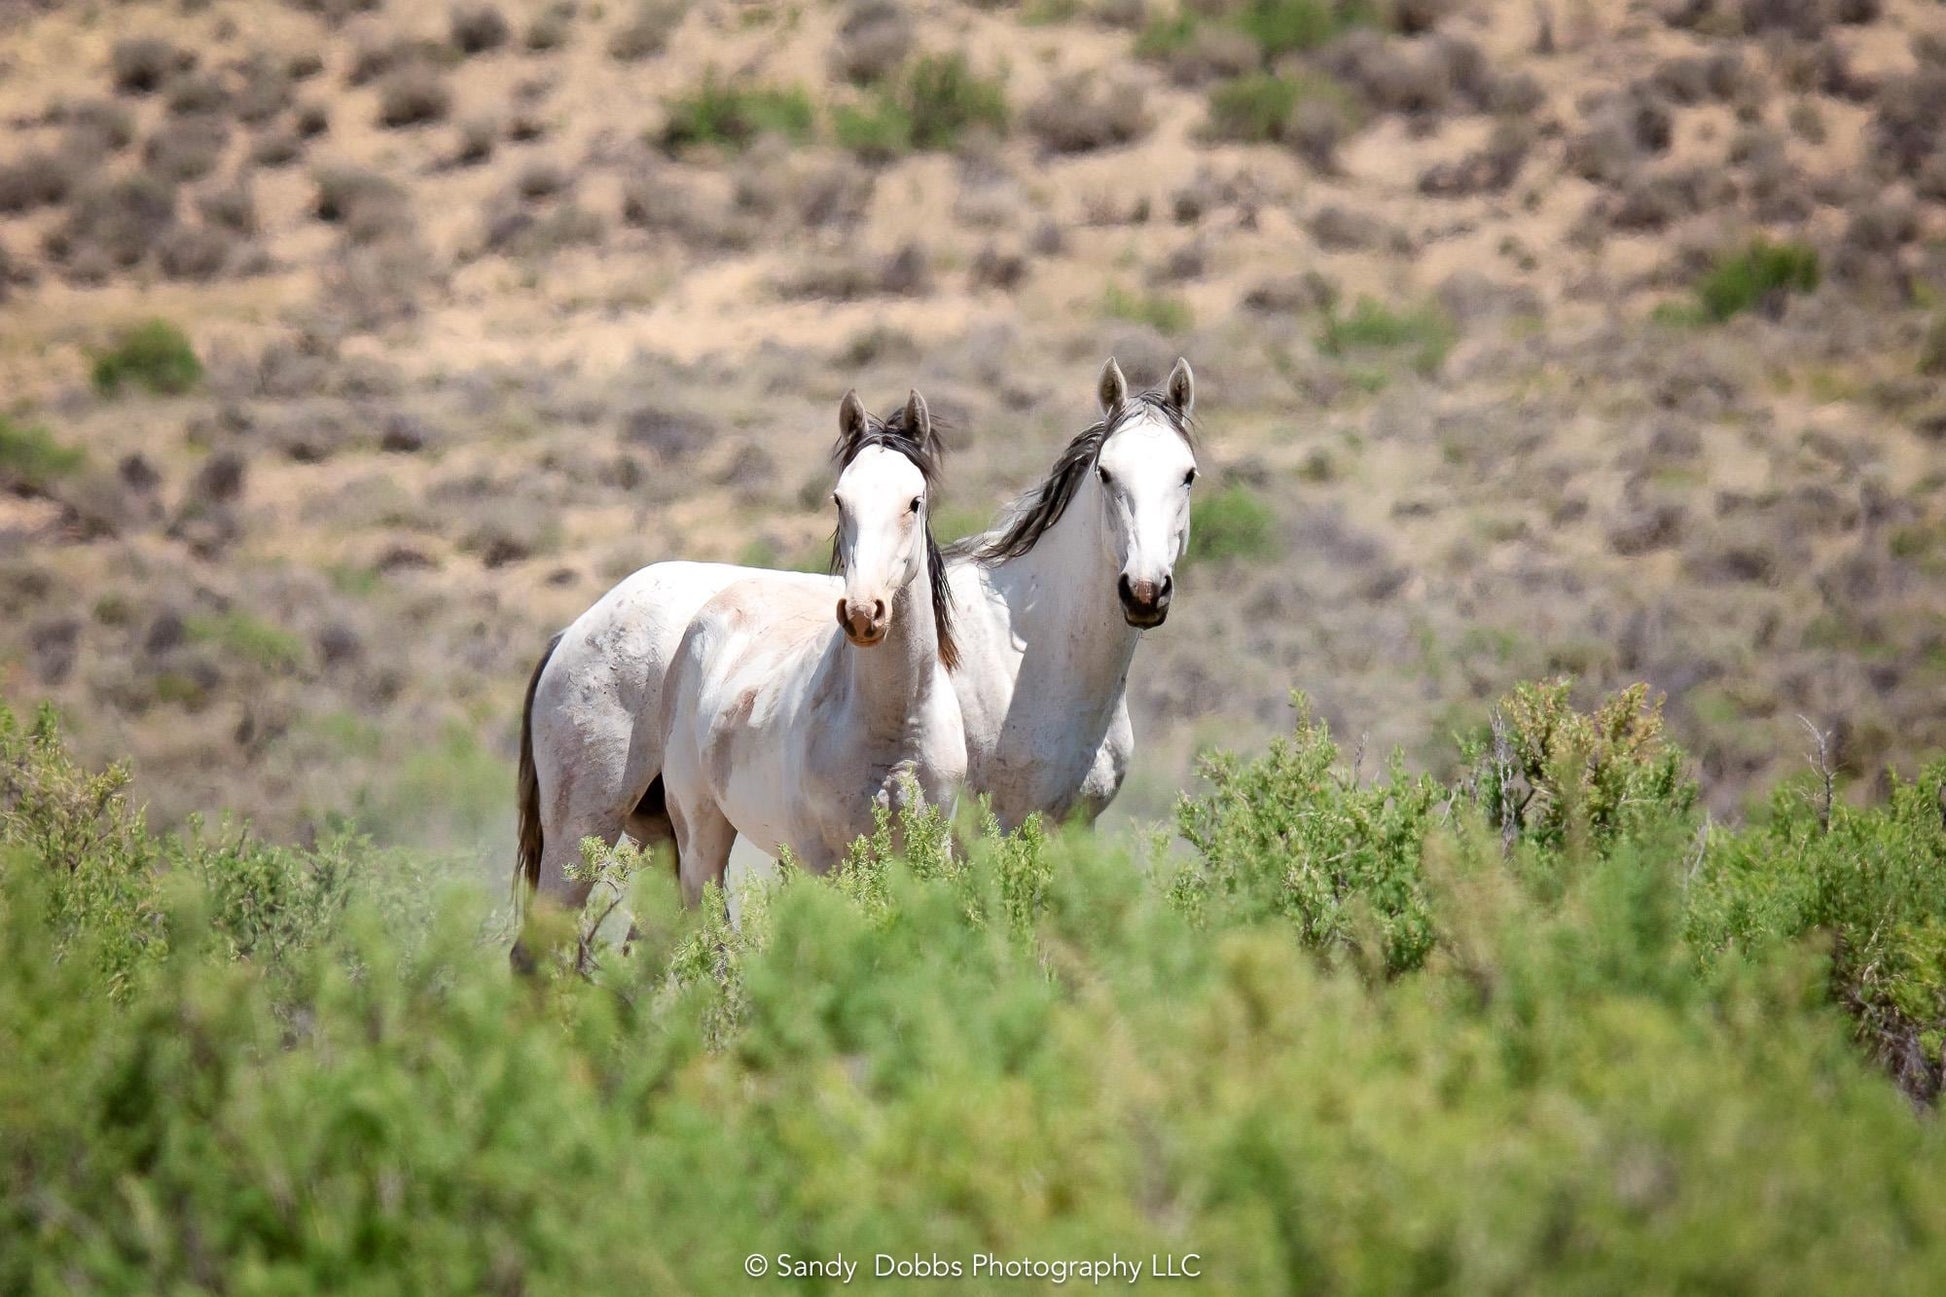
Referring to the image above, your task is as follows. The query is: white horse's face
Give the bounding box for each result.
[1092,359,1197,628]
[833,444,931,648]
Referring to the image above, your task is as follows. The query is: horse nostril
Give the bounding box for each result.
[1118,574,1135,605]
[835,598,849,629]
[872,599,886,624]
[1159,575,1173,600]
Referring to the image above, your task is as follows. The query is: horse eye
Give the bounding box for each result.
[1097,466,1112,486]
[1184,468,1198,487]
[909,497,922,513]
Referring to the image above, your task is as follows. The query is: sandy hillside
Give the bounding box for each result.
[1,0,1943,855]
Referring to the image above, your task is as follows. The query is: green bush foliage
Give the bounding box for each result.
[1238,0,1377,58]
[1318,295,1457,376]
[839,54,1008,158]
[1101,283,1193,333]
[904,53,1008,150]
[3,686,1945,1291]
[0,415,88,492]
[90,319,204,396]
[1185,482,1277,566]
[1141,0,1375,66]
[659,74,815,152]
[1695,238,1821,322]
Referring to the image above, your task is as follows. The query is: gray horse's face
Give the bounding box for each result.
[833,445,931,647]
[1095,420,1196,627]
[1092,358,1197,628]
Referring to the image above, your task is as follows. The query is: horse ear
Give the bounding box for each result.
[904,388,931,442]
[1166,357,1194,416]
[1098,357,1127,416]
[838,389,866,443]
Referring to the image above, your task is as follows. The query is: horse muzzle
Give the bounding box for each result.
[1118,574,1172,628]
[838,597,887,647]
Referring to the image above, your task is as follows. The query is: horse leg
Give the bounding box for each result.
[670,797,736,908]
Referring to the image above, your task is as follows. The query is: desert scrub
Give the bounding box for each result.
[1185,482,1276,566]
[0,416,88,492]
[1102,283,1192,333]
[1173,692,1444,969]
[1143,0,1377,67]
[8,692,1946,1290]
[659,75,814,152]
[836,52,1006,157]
[1203,71,1350,143]
[1462,680,1696,854]
[1920,311,1946,376]
[0,702,433,999]
[904,52,1007,148]
[1238,0,1379,57]
[1687,763,1946,1103]
[1318,295,1456,376]
[90,319,202,396]
[1694,237,1820,322]
[185,610,307,673]
[608,0,687,60]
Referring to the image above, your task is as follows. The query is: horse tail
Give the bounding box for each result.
[514,631,564,917]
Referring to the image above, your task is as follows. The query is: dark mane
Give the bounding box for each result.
[830,400,959,671]
[946,388,1195,565]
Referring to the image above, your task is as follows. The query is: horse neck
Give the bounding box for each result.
[844,568,943,737]
[989,478,1141,697]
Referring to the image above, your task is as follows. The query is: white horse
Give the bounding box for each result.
[657,389,964,900]
[515,357,1195,915]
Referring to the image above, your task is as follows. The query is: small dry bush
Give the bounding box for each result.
[314,167,414,244]
[110,37,191,96]
[377,66,454,129]
[0,149,82,214]
[45,174,179,277]
[143,115,230,183]
[450,3,512,55]
[609,0,687,60]
[1025,73,1149,152]
[831,0,913,85]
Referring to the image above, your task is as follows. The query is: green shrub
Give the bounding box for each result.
[837,53,1007,159]
[1175,694,1443,969]
[1206,72,1301,141]
[0,703,432,1000]
[185,611,306,673]
[1134,10,1200,59]
[1695,238,1820,322]
[1461,680,1696,854]
[904,52,1007,150]
[1318,295,1456,376]
[0,416,88,492]
[833,96,913,160]
[1920,311,1946,376]
[1139,2,1375,68]
[1238,0,1376,57]
[1186,482,1276,566]
[1205,70,1351,143]
[89,319,203,396]
[659,74,814,152]
[4,693,1946,1290]
[1688,765,1946,1101]
[1102,283,1193,333]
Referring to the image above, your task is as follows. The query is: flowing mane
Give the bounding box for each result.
[831,400,959,671]
[947,389,1196,566]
